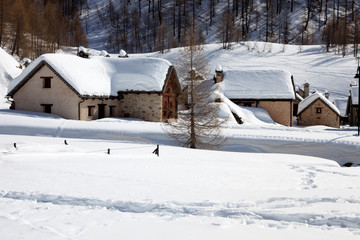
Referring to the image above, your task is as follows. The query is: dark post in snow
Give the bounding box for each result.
[354,57,360,136]
[152,145,159,157]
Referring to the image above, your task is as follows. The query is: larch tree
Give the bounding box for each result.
[218,7,235,49]
[0,0,10,46]
[166,5,226,149]
[10,0,29,56]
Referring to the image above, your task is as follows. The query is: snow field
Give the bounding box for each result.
[1,134,360,239]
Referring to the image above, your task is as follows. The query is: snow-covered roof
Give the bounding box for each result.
[8,54,173,97]
[297,91,340,115]
[350,85,359,105]
[221,69,295,100]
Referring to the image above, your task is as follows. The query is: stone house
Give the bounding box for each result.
[297,91,340,128]
[6,53,180,122]
[346,85,359,126]
[215,68,295,126]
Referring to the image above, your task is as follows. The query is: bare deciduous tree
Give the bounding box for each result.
[166,18,226,149]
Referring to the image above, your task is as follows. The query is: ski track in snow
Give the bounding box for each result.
[1,191,360,234]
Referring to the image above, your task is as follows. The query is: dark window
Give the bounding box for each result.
[43,77,52,88]
[243,102,253,107]
[316,107,322,114]
[88,106,95,116]
[41,104,53,114]
[109,106,116,116]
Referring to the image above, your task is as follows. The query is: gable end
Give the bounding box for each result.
[7,61,82,98]
[298,98,339,116]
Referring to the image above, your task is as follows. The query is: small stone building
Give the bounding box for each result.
[297,91,340,128]
[7,53,180,122]
[215,68,295,126]
[346,85,359,126]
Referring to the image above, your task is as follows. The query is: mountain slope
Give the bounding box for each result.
[81,0,360,55]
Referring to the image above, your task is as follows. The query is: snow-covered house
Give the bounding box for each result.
[6,54,180,122]
[216,68,295,126]
[297,91,340,128]
[346,85,359,126]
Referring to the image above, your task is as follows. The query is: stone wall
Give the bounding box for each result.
[80,98,121,121]
[119,93,162,122]
[259,101,293,126]
[297,99,340,128]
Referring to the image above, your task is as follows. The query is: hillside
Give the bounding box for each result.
[146,42,357,100]
[82,0,360,56]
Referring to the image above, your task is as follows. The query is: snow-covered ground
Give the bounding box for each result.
[1,110,360,239]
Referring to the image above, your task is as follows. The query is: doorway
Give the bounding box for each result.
[98,104,106,119]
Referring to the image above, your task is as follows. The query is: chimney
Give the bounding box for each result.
[119,49,128,58]
[77,46,89,58]
[100,50,110,57]
[303,82,310,98]
[23,58,32,67]
[324,90,329,99]
[214,65,224,83]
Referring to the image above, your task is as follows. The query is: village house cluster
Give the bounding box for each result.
[6,48,359,129]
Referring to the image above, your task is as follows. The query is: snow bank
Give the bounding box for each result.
[0,48,22,108]
[214,88,274,125]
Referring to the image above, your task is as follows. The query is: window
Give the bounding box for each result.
[243,102,253,107]
[41,104,53,114]
[316,107,322,114]
[88,106,95,116]
[42,77,52,88]
[109,106,116,116]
